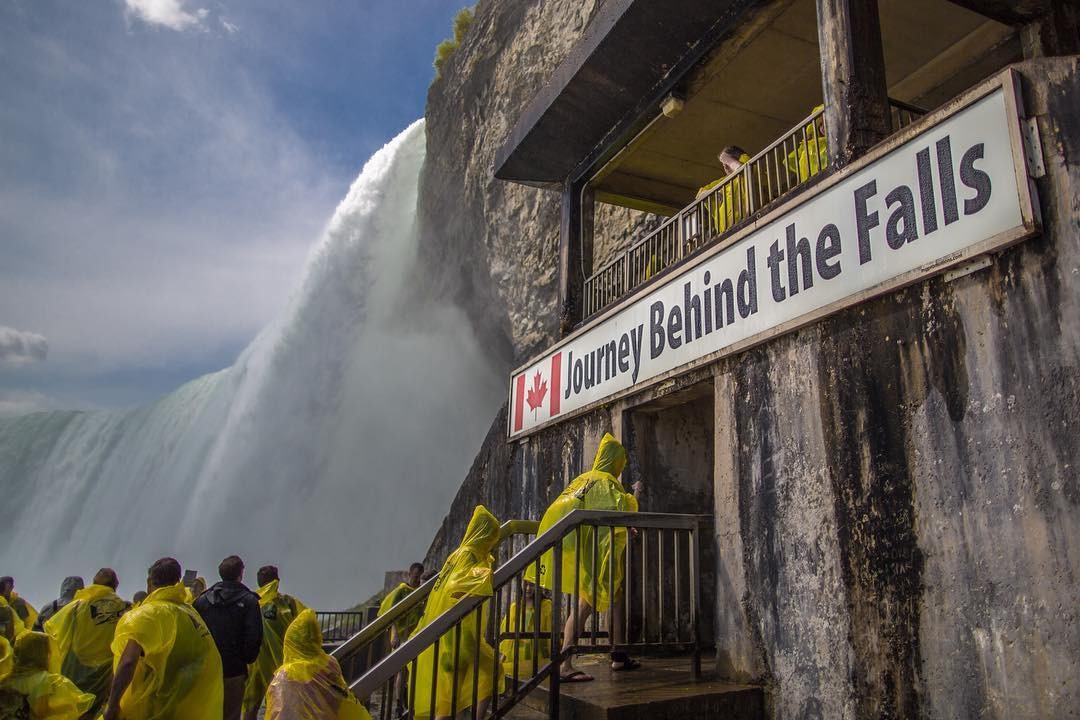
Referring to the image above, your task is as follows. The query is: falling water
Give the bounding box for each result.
[0,120,505,609]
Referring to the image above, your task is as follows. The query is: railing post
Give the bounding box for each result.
[690,520,703,681]
[550,542,563,719]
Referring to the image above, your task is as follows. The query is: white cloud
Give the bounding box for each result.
[0,326,48,366]
[220,17,239,34]
[124,0,208,31]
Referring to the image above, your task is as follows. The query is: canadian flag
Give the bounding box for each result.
[512,352,562,432]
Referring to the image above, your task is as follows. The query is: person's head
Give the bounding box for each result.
[132,591,148,604]
[407,563,424,587]
[93,569,119,590]
[718,145,747,174]
[257,565,279,587]
[192,577,207,596]
[523,580,536,601]
[218,555,244,583]
[0,577,12,599]
[60,576,85,599]
[13,632,51,673]
[147,557,182,591]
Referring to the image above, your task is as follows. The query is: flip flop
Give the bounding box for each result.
[559,670,594,682]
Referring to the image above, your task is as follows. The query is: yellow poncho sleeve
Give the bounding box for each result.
[110,583,223,720]
[410,505,504,720]
[264,609,370,720]
[526,432,638,612]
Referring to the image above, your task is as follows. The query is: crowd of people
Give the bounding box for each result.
[1,432,640,720]
[0,557,366,719]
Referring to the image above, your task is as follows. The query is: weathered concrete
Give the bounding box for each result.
[417,0,1079,712]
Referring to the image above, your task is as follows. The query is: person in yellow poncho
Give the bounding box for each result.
[0,596,25,645]
[785,105,829,182]
[411,505,504,720]
[379,562,426,648]
[242,565,309,720]
[499,581,552,680]
[0,578,38,633]
[0,631,94,719]
[44,567,130,716]
[695,146,752,239]
[525,433,640,682]
[264,609,370,720]
[102,557,224,720]
[0,637,11,683]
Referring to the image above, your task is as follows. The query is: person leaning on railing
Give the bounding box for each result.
[694,145,751,240]
[785,105,829,182]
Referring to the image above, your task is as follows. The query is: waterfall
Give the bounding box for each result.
[0,120,505,609]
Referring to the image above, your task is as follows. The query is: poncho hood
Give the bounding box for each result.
[591,433,627,478]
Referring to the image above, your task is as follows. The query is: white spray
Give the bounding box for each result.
[0,121,505,609]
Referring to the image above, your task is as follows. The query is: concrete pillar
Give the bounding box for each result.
[558,180,594,335]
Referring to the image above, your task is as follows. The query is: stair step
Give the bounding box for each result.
[517,655,763,720]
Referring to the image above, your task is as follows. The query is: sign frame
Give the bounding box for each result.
[507,68,1041,440]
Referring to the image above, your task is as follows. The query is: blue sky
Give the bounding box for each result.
[0,0,468,413]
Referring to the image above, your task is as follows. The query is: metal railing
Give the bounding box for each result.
[332,519,541,685]
[317,611,369,644]
[348,509,708,720]
[583,99,928,318]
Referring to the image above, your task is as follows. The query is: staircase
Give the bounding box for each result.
[331,510,763,719]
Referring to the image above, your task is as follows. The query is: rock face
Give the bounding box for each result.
[415,4,1080,719]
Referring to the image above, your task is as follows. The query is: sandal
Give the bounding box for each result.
[559,670,594,682]
[610,652,641,671]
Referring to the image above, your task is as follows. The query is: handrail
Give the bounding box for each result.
[331,519,540,670]
[348,510,707,704]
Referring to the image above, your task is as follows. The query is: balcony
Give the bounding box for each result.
[583,98,926,318]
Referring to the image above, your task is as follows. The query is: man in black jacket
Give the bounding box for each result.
[194,555,263,720]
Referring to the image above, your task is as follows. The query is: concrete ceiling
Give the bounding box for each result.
[594,0,1018,214]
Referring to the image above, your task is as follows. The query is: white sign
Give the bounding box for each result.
[509,84,1037,439]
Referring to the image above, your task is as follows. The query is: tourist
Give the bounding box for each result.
[0,631,94,719]
[103,557,223,720]
[499,580,552,680]
[378,562,426,648]
[43,568,129,715]
[526,432,640,682]
[131,590,147,606]
[242,565,308,720]
[785,104,828,181]
[264,608,369,720]
[0,577,39,632]
[0,594,23,644]
[195,555,263,720]
[694,146,752,239]
[411,505,503,720]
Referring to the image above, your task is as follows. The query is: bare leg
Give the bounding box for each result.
[559,597,593,675]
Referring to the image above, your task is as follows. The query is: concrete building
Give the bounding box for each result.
[492,0,1079,716]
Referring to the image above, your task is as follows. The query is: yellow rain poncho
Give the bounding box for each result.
[411,506,504,720]
[0,632,93,720]
[785,105,829,182]
[697,152,751,237]
[9,594,38,632]
[243,580,308,713]
[499,597,552,678]
[378,582,423,642]
[109,582,223,719]
[0,597,25,644]
[44,583,129,712]
[526,433,638,612]
[264,609,369,720]
[0,637,12,682]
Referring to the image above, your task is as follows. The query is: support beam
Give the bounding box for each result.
[816,0,891,168]
[558,181,594,335]
[1021,0,1080,57]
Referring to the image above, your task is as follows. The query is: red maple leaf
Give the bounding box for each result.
[526,371,547,417]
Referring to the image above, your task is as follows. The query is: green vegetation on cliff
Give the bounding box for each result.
[433,6,474,80]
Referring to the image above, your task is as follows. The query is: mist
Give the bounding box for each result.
[0,121,505,609]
